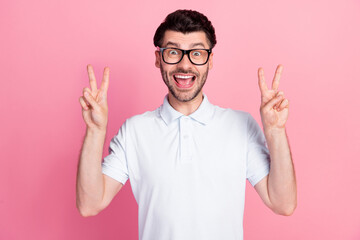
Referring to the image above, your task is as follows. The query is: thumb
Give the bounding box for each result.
[263,94,284,112]
[84,92,100,111]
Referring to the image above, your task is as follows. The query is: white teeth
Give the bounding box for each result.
[174,75,193,79]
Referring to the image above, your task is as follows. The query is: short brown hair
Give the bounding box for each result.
[153,9,217,49]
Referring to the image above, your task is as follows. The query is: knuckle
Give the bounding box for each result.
[83,88,90,94]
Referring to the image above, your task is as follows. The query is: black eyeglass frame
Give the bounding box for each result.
[158,47,212,66]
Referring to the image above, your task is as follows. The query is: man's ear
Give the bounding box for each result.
[208,52,214,70]
[155,50,161,68]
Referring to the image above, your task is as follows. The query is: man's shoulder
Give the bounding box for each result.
[125,106,162,126]
[212,104,251,122]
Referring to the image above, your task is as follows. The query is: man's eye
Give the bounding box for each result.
[169,50,179,55]
[192,51,201,56]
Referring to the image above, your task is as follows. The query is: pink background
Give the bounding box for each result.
[1,0,359,239]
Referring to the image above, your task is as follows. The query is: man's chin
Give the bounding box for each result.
[176,96,194,103]
[169,89,202,103]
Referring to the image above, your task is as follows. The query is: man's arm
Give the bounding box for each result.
[254,65,297,216]
[76,129,123,217]
[76,65,123,217]
[254,129,296,215]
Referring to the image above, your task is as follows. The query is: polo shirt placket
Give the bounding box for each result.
[179,116,193,163]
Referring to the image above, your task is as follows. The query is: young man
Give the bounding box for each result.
[77,9,297,240]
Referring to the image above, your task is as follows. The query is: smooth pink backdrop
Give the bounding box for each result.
[1,0,359,239]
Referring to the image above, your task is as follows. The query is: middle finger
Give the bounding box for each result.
[87,64,98,92]
[271,64,283,91]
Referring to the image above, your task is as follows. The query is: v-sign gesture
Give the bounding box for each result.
[79,65,110,132]
[255,65,297,216]
[258,64,289,131]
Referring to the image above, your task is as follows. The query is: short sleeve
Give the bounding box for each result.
[102,120,129,185]
[246,113,270,187]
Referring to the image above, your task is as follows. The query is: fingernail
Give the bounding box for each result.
[84,92,89,97]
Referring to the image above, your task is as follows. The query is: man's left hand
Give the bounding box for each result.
[257,64,289,132]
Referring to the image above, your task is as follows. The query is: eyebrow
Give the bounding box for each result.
[164,41,207,49]
[190,42,206,48]
[164,41,180,48]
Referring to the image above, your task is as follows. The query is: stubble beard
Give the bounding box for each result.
[160,63,209,102]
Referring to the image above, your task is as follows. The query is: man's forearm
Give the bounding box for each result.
[265,128,297,215]
[76,129,106,216]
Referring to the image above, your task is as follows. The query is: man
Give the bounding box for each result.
[76,9,297,240]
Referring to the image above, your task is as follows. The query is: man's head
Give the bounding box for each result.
[154,10,217,103]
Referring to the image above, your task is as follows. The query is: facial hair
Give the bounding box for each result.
[160,63,209,102]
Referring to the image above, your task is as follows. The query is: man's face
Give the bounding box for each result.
[155,30,213,102]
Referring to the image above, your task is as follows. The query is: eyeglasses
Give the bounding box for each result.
[158,47,212,65]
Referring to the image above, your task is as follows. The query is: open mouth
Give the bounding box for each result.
[173,74,196,89]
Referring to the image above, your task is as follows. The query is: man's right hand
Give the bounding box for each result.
[79,65,110,132]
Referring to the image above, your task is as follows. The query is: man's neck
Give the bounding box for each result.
[168,92,204,116]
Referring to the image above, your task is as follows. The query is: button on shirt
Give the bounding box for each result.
[102,94,270,240]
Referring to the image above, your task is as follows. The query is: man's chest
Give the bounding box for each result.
[126,123,248,191]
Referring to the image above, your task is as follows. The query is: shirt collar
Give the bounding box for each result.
[160,93,215,125]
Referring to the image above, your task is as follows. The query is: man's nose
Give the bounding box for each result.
[177,54,193,69]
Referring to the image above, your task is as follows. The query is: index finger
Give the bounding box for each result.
[100,67,110,92]
[271,64,283,91]
[258,67,268,95]
[87,64,98,92]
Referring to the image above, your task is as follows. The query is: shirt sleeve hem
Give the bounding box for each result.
[248,167,270,187]
[102,165,128,185]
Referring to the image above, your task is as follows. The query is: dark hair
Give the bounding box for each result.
[153,9,217,49]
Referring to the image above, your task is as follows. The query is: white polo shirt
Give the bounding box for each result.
[102,94,270,240]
